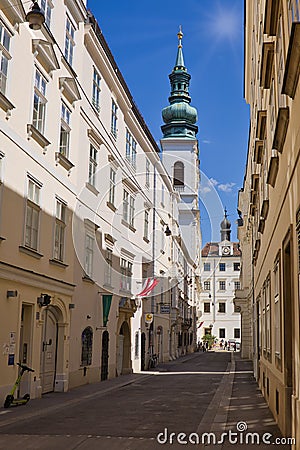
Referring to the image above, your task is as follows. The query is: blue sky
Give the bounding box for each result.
[87,0,249,245]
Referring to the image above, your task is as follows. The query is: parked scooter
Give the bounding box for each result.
[4,362,34,408]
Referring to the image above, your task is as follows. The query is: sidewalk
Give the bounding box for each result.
[197,351,292,449]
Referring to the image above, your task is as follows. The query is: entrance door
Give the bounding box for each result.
[101,331,109,381]
[40,308,58,394]
[141,332,146,371]
[19,305,33,396]
[116,335,124,376]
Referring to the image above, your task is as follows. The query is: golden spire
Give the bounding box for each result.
[177,25,183,48]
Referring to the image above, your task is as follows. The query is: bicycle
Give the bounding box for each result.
[4,362,34,408]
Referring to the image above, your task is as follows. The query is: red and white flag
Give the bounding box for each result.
[137,278,159,297]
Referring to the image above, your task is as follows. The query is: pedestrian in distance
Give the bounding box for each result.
[224,340,228,350]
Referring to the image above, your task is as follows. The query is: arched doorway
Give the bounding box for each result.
[40,307,59,394]
[101,330,109,381]
[116,321,131,376]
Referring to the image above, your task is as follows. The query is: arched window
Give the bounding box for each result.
[173,161,184,186]
[81,326,93,366]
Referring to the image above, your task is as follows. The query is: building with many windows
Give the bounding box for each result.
[236,0,300,443]
[0,0,200,401]
[197,212,241,346]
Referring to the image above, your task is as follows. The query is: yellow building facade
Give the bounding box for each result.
[238,0,300,444]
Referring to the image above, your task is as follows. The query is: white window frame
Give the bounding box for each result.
[85,233,94,278]
[41,0,52,28]
[109,168,116,206]
[111,99,118,137]
[54,198,66,262]
[145,159,150,187]
[92,67,101,111]
[125,129,137,168]
[65,17,75,66]
[88,144,97,187]
[0,22,11,96]
[59,102,71,158]
[33,69,47,134]
[144,210,149,240]
[105,248,112,286]
[120,258,132,291]
[25,177,42,250]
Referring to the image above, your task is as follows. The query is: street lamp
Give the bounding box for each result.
[25,1,45,30]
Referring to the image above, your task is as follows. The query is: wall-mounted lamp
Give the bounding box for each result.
[37,293,51,307]
[25,1,45,30]
[7,290,18,298]
[165,225,172,236]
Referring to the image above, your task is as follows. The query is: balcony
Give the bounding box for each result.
[260,42,274,89]
[264,0,280,36]
[282,22,300,99]
[272,107,289,153]
[266,149,279,187]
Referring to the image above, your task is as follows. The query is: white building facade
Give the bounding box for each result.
[0,0,201,401]
[197,213,241,346]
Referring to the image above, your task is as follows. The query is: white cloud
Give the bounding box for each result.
[209,178,219,187]
[202,139,211,145]
[200,186,211,194]
[218,182,236,193]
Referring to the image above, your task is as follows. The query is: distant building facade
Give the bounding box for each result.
[197,212,241,345]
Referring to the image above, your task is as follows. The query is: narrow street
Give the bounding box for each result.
[0,352,288,450]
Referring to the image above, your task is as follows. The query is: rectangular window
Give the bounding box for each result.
[219,263,226,271]
[0,22,10,96]
[219,328,225,339]
[289,0,300,30]
[109,168,116,205]
[59,103,71,158]
[41,0,51,27]
[125,129,137,167]
[120,258,132,291]
[234,328,241,339]
[265,276,271,358]
[203,263,210,271]
[88,144,97,187]
[219,281,226,291]
[129,196,135,227]
[146,159,150,187]
[144,210,149,240]
[85,234,93,277]
[25,178,41,250]
[274,256,281,358]
[111,99,118,137]
[54,199,66,261]
[65,17,75,66]
[204,281,210,291]
[233,262,240,271]
[105,248,112,286]
[92,67,101,111]
[123,190,129,222]
[33,69,47,134]
[218,302,226,313]
[234,281,241,290]
[204,302,210,313]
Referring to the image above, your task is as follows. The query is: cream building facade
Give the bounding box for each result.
[237,0,300,444]
[0,0,200,402]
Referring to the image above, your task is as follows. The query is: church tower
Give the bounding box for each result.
[160,28,200,264]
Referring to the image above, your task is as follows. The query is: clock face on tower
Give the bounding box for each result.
[222,246,230,255]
